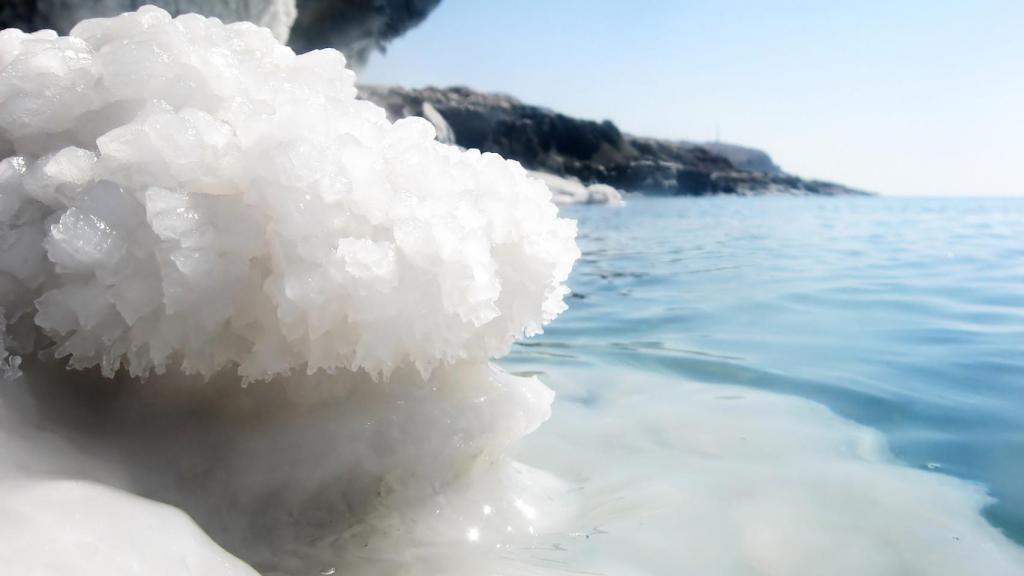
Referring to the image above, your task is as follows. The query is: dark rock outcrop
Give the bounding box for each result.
[0,0,444,67]
[360,85,870,196]
[290,0,442,67]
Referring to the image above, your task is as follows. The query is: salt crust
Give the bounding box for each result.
[0,6,579,381]
[0,9,577,573]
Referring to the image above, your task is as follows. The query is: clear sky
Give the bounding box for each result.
[360,0,1023,197]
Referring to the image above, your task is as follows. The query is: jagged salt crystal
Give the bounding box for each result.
[0,7,579,380]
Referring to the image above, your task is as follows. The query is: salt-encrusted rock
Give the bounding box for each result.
[0,6,579,381]
[0,7,577,574]
[529,170,624,206]
[0,0,297,42]
[0,479,259,576]
[585,183,625,206]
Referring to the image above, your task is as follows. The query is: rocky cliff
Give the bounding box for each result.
[0,0,442,67]
[289,0,441,67]
[360,85,869,196]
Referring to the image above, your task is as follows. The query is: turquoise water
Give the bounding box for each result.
[504,195,1024,544]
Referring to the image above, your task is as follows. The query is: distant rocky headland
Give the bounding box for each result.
[360,85,870,197]
[3,2,866,197]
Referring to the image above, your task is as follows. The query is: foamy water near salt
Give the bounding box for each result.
[505,195,1024,574]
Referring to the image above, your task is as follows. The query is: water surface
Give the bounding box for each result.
[505,195,1024,546]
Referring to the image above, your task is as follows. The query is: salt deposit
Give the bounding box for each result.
[0,479,259,575]
[529,170,625,206]
[516,365,1024,576]
[0,358,569,574]
[0,5,578,381]
[0,1,298,43]
[0,6,578,574]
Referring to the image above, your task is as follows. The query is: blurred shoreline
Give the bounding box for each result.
[360,84,873,197]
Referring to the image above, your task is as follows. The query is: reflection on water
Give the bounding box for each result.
[503,195,1024,546]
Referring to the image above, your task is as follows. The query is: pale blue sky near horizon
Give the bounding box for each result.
[360,0,1023,197]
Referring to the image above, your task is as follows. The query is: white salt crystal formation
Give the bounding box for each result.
[0,6,579,381]
[0,360,564,575]
[0,7,579,574]
[529,170,625,206]
[0,1,298,44]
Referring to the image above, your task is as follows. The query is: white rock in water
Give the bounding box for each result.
[421,100,457,145]
[529,170,624,206]
[0,480,259,576]
[0,6,579,381]
[585,182,626,206]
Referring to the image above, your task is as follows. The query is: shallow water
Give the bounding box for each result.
[4,193,1023,574]
[504,195,1024,560]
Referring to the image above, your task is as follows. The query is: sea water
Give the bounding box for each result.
[504,195,1024,572]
